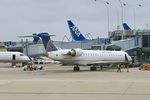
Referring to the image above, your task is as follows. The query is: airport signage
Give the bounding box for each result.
[4,41,16,47]
[100,38,111,45]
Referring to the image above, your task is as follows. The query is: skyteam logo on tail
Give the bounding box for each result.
[67,20,87,41]
[70,26,81,37]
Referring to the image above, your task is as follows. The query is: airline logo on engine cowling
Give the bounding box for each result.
[70,26,81,37]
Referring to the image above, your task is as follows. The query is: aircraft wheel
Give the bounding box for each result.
[39,66,43,70]
[73,67,80,71]
[34,67,37,70]
[90,67,97,71]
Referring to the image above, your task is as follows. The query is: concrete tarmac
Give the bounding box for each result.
[0,63,150,100]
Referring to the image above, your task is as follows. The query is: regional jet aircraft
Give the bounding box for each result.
[37,33,132,71]
[0,51,31,66]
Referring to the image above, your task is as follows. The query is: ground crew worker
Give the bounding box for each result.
[125,64,129,72]
[117,64,121,72]
[100,65,103,71]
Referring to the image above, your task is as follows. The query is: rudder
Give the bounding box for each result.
[37,32,58,52]
[67,20,87,41]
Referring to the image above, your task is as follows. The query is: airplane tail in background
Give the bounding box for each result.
[33,33,40,44]
[67,20,87,41]
[17,33,40,44]
[37,32,58,52]
[122,23,131,30]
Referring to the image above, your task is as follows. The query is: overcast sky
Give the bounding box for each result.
[0,0,149,41]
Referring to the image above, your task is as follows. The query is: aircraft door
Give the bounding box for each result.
[125,54,129,62]
[12,54,16,60]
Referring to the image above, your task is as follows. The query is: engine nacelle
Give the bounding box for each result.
[68,48,83,57]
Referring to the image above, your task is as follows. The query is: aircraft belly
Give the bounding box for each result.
[52,52,127,65]
[0,60,26,63]
[0,56,10,61]
[58,57,90,65]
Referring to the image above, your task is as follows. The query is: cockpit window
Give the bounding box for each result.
[20,54,25,56]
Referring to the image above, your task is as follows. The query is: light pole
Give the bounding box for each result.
[107,2,120,30]
[114,5,120,30]
[124,3,141,34]
[118,0,124,40]
[94,0,110,37]
[105,2,120,34]
[104,1,110,37]
[134,4,142,30]
[127,4,141,30]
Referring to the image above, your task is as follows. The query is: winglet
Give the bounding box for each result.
[17,33,40,45]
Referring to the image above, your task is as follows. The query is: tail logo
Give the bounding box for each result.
[70,26,81,37]
[122,23,131,30]
[46,40,58,51]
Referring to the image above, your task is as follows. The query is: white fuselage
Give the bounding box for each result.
[47,49,132,66]
[0,52,31,63]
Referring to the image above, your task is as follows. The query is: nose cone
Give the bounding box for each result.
[20,56,32,62]
[125,54,132,63]
[127,54,132,63]
[27,56,32,61]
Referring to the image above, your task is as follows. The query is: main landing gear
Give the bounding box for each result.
[73,65,97,71]
[90,65,97,71]
[73,65,80,71]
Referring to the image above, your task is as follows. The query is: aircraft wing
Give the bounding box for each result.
[17,35,33,38]
[18,33,55,38]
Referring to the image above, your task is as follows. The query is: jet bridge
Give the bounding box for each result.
[111,37,142,51]
[21,37,142,57]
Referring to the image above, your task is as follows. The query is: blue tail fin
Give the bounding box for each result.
[67,20,87,41]
[32,33,40,44]
[37,32,58,52]
[122,23,131,30]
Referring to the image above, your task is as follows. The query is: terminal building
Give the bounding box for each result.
[0,29,150,64]
[109,29,150,63]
